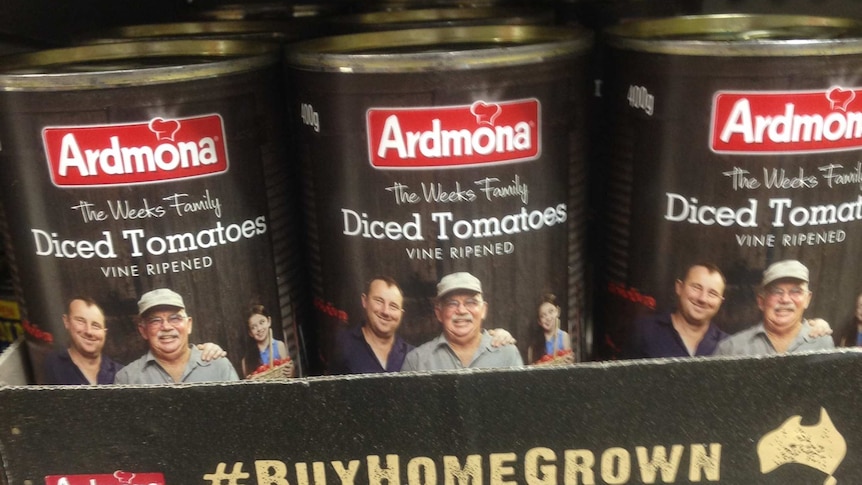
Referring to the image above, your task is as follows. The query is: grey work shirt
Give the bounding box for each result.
[714,320,835,356]
[401,330,523,371]
[114,345,239,384]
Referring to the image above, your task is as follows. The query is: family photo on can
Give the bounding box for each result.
[622,260,843,360]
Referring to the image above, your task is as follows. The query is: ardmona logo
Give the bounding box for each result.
[42,114,229,187]
[711,86,862,154]
[45,471,165,485]
[367,99,540,169]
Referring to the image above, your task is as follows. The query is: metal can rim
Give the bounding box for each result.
[284,25,593,72]
[329,6,554,26]
[84,20,311,43]
[0,39,280,91]
[192,1,342,20]
[604,13,862,56]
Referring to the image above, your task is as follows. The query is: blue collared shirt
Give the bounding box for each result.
[329,323,414,374]
[624,312,728,359]
[43,348,124,385]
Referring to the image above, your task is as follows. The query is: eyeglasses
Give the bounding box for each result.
[144,314,188,327]
[764,287,809,300]
[371,297,403,313]
[441,298,483,311]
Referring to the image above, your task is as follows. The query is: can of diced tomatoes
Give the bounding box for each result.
[595,14,862,359]
[285,25,593,372]
[0,40,308,383]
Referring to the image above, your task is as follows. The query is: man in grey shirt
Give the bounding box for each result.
[715,260,835,356]
[115,288,239,384]
[402,272,523,371]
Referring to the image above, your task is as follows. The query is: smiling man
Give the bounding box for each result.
[114,288,238,384]
[330,276,413,374]
[43,297,123,385]
[714,260,835,356]
[401,272,523,371]
[624,263,729,358]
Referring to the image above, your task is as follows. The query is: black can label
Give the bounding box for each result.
[291,55,588,370]
[597,50,862,357]
[0,64,304,382]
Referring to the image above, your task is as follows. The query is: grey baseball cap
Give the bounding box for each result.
[436,272,482,298]
[137,288,185,315]
[761,260,809,288]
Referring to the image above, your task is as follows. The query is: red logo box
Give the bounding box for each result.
[45,472,166,485]
[43,115,229,187]
[367,99,541,169]
[711,87,862,154]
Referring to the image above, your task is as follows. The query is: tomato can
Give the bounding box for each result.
[596,14,862,358]
[286,25,593,371]
[0,40,308,382]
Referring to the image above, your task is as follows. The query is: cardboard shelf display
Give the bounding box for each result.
[0,347,860,485]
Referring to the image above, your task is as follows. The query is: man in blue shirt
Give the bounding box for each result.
[44,294,229,385]
[43,297,122,385]
[624,263,729,359]
[330,275,519,374]
[330,276,413,374]
[625,261,834,359]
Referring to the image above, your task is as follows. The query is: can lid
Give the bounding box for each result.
[605,14,862,56]
[358,0,511,9]
[285,25,593,72]
[0,39,279,91]
[327,6,555,34]
[189,1,345,21]
[80,20,317,45]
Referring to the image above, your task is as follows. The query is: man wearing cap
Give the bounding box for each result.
[401,272,523,371]
[114,288,239,384]
[43,295,226,385]
[330,275,519,374]
[714,260,835,356]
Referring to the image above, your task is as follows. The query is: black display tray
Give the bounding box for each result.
[1,348,859,485]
